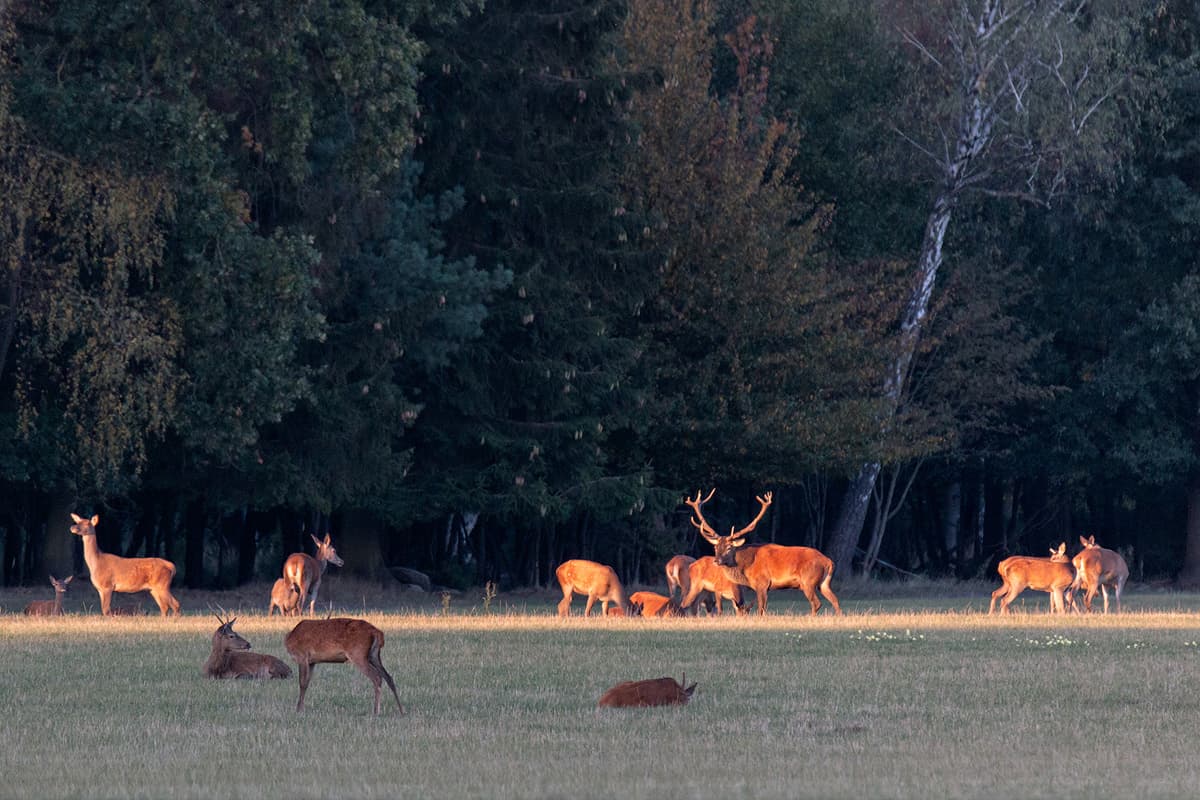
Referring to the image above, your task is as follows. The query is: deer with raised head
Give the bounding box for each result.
[989,543,1076,614]
[555,559,627,617]
[69,514,181,617]
[684,556,746,616]
[664,555,695,603]
[204,613,292,679]
[268,578,301,617]
[283,533,344,616]
[1071,535,1129,613]
[284,618,404,715]
[24,575,72,616]
[628,590,683,617]
[598,674,697,708]
[683,490,841,615]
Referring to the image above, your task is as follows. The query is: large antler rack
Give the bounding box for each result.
[731,492,773,540]
[685,488,719,543]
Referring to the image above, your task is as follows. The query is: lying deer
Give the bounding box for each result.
[284,618,404,715]
[989,543,1076,614]
[69,513,181,616]
[283,533,344,616]
[598,674,697,708]
[268,578,301,617]
[685,556,746,616]
[24,574,72,616]
[628,591,683,617]
[555,559,627,616]
[204,614,292,679]
[664,555,695,603]
[1071,535,1129,613]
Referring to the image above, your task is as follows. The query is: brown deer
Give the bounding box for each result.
[628,590,683,617]
[683,556,746,616]
[1071,535,1130,613]
[268,578,301,617]
[597,674,697,708]
[284,618,404,715]
[684,490,841,615]
[204,614,292,679]
[664,555,695,602]
[69,513,181,617]
[24,574,72,616]
[282,533,344,616]
[555,559,627,617]
[989,543,1076,614]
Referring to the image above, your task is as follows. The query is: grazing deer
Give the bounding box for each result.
[1071,535,1130,613]
[683,556,746,616]
[628,591,683,617]
[597,674,697,708]
[684,490,841,615]
[204,614,292,679]
[989,543,1076,614]
[283,533,344,616]
[555,559,628,617]
[24,574,72,616]
[284,618,404,715]
[69,513,181,617]
[664,555,695,602]
[268,578,301,617]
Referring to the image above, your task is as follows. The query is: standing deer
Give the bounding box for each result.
[268,578,301,617]
[664,555,695,603]
[555,559,628,617]
[284,618,404,715]
[1071,535,1130,613]
[683,490,841,615]
[628,591,683,617]
[283,533,344,615]
[204,614,292,679]
[24,575,72,616]
[69,513,181,617]
[989,543,1076,614]
[597,674,696,708]
[684,556,746,616]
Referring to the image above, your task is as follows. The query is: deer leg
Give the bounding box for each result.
[98,587,114,616]
[296,661,313,711]
[1000,584,1024,614]
[557,588,573,616]
[802,586,821,615]
[1114,578,1125,613]
[989,583,1008,614]
[755,588,768,616]
[308,577,321,615]
[1100,585,1110,614]
[583,595,597,617]
[820,580,842,615]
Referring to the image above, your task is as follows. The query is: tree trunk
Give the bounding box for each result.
[1177,478,1200,587]
[40,494,75,582]
[184,500,207,589]
[335,508,385,580]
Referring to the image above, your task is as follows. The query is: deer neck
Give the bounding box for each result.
[204,643,234,677]
[53,594,63,614]
[79,533,105,572]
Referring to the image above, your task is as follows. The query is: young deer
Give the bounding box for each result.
[597,674,697,708]
[1071,535,1130,613]
[664,555,695,603]
[685,556,746,616]
[989,543,1076,614]
[283,534,344,615]
[69,513,181,616]
[268,578,301,617]
[24,575,72,616]
[204,614,292,679]
[628,591,683,617]
[284,618,404,715]
[555,559,627,617]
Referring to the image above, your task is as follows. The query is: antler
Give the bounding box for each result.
[685,489,719,543]
[731,492,773,539]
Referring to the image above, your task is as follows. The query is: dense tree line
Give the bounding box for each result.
[1,0,1197,591]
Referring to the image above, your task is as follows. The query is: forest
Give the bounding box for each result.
[1,0,1198,592]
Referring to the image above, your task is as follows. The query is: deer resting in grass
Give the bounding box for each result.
[268,578,301,617]
[628,591,683,617]
[555,559,627,617]
[24,575,72,616]
[664,555,695,603]
[283,533,344,615]
[989,543,1076,614]
[284,618,404,715]
[684,556,746,616]
[69,513,181,617]
[683,490,841,615]
[204,614,292,679]
[598,675,697,708]
[1071,535,1129,613]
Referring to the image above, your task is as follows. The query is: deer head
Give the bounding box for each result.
[312,533,344,567]
[686,489,773,568]
[1049,543,1068,562]
[212,613,251,653]
[69,513,99,537]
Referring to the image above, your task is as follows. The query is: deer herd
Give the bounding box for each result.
[14,492,1135,714]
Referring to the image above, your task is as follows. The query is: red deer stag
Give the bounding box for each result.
[598,674,697,708]
[69,514,181,616]
[1071,535,1129,614]
[555,559,627,617]
[628,591,683,618]
[989,543,1076,614]
[683,556,745,616]
[204,614,292,679]
[283,533,344,616]
[664,555,695,603]
[268,578,301,617]
[284,618,404,715]
[24,575,72,616]
[683,490,841,616]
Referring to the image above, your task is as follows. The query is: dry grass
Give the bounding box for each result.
[2,584,1200,798]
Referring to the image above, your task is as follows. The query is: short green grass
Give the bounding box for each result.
[3,587,1200,799]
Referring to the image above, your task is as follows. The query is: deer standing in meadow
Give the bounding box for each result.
[683,490,841,615]
[24,575,72,616]
[555,559,627,617]
[664,555,695,603]
[268,578,301,616]
[1071,535,1130,613]
[283,533,344,615]
[69,513,181,616]
[597,675,696,708]
[204,614,292,679]
[284,618,404,715]
[989,543,1076,614]
[684,556,745,616]
[628,591,683,617]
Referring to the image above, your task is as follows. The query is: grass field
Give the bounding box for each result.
[2,583,1200,799]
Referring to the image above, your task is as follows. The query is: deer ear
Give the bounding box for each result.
[70,513,83,523]
[324,533,333,544]
[63,575,73,584]
[311,534,322,546]
[685,683,697,696]
[90,515,99,526]
[730,538,746,548]
[1079,535,1089,547]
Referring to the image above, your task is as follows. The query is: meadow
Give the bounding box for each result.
[2,584,1200,799]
